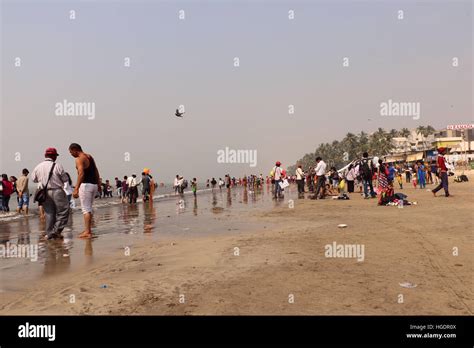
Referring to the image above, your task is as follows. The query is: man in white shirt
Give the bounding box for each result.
[314,157,327,199]
[126,174,139,203]
[173,175,179,194]
[295,165,305,194]
[272,161,284,198]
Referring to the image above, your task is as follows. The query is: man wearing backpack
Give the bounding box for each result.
[360,152,376,199]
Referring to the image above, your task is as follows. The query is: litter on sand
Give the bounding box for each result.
[399,282,417,288]
[100,284,108,289]
[338,224,348,228]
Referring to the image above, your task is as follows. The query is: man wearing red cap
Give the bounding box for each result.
[432,147,450,197]
[31,148,70,240]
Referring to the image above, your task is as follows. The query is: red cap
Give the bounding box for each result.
[437,147,446,154]
[276,161,281,166]
[45,147,59,156]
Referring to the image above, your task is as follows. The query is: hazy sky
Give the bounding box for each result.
[1,0,472,182]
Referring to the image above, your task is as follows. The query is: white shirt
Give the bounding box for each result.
[173,178,179,187]
[296,168,304,180]
[32,159,68,189]
[127,176,138,187]
[346,166,358,181]
[274,166,283,180]
[315,161,327,176]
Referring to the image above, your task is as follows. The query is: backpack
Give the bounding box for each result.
[360,159,372,179]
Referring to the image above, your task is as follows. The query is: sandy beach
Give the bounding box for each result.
[0,174,472,316]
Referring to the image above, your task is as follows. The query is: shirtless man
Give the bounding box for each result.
[69,143,101,238]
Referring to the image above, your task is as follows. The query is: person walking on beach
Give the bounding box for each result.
[330,167,339,189]
[191,178,197,197]
[0,174,13,212]
[115,177,122,198]
[345,163,357,193]
[211,177,217,189]
[417,161,426,189]
[313,157,327,199]
[404,165,411,183]
[68,143,101,239]
[432,148,450,197]
[10,176,18,205]
[16,169,30,215]
[360,152,376,199]
[127,174,139,203]
[141,171,151,201]
[271,161,284,199]
[32,148,70,239]
[173,175,179,194]
[295,165,305,195]
[121,176,129,202]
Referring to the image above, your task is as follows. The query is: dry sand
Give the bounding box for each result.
[1,174,472,315]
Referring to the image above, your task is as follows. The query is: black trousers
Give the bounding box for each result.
[347,180,354,193]
[314,176,326,198]
[296,179,305,193]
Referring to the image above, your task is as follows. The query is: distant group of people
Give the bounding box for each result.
[0,170,29,214]
[289,147,452,204]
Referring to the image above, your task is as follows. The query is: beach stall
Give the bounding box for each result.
[406,152,424,163]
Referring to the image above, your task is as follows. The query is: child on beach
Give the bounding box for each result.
[191,178,197,197]
[396,172,403,189]
[412,172,418,188]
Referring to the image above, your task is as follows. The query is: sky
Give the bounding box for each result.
[1,0,472,182]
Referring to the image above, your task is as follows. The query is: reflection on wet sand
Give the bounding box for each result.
[193,197,198,216]
[0,186,298,289]
[43,239,71,276]
[226,189,232,207]
[143,201,157,233]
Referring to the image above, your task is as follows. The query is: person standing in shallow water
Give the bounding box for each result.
[191,178,197,197]
[69,143,101,239]
[31,148,70,239]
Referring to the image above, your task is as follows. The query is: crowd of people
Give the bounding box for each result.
[286,147,453,205]
[0,144,455,242]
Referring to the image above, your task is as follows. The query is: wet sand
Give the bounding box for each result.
[0,175,472,315]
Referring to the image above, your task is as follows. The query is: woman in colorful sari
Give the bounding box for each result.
[377,160,393,205]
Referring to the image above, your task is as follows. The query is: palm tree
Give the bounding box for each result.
[389,129,399,138]
[342,132,358,162]
[400,128,411,138]
[425,125,436,135]
[357,131,369,155]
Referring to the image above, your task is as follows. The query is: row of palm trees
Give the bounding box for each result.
[288,125,437,173]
